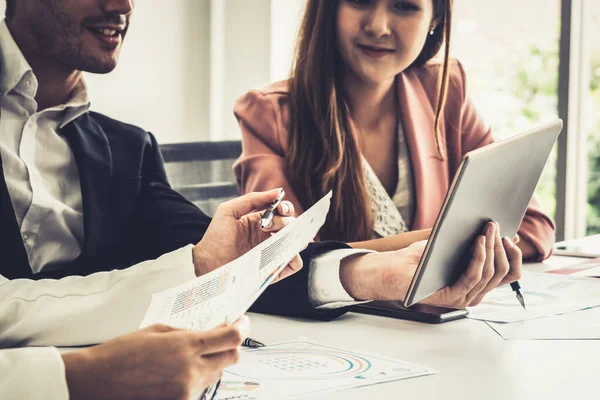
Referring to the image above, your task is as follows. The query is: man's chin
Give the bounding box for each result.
[85,64,118,74]
[79,62,117,74]
[75,54,120,74]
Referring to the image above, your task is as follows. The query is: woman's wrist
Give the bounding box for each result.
[348,229,432,252]
[516,237,538,261]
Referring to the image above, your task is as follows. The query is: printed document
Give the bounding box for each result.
[486,307,600,340]
[140,192,332,331]
[546,257,600,278]
[214,340,437,400]
[467,271,600,323]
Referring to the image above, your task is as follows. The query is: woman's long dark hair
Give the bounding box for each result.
[285,0,453,242]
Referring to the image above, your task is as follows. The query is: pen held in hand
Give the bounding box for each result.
[510,281,526,310]
[260,189,285,229]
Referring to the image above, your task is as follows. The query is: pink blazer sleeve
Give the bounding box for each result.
[233,88,306,216]
[454,62,556,260]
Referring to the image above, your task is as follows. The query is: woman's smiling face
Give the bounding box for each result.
[336,0,435,84]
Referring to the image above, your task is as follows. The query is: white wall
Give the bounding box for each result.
[85,0,211,143]
[211,0,305,140]
[210,0,272,140]
[270,0,305,82]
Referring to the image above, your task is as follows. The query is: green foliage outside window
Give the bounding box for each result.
[587,53,600,234]
[511,43,600,234]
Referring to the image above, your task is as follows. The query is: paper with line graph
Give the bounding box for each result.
[139,191,332,331]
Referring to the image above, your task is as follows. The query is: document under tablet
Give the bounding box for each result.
[403,120,563,307]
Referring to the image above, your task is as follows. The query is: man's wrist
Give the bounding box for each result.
[339,252,380,301]
[61,349,94,400]
[192,242,211,277]
[339,251,414,302]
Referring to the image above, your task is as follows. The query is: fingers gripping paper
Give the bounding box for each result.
[140,192,332,331]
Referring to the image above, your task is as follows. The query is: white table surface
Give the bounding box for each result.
[245,256,600,400]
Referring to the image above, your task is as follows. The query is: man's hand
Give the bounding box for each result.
[61,317,249,400]
[340,222,522,309]
[192,189,302,283]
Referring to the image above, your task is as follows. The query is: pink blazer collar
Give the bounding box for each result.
[396,71,449,229]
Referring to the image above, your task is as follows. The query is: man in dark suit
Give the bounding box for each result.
[0,0,355,333]
[0,0,347,397]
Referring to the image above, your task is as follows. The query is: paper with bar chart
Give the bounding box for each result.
[214,340,437,400]
[467,271,600,323]
[139,192,332,331]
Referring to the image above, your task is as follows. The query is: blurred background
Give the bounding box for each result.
[1,0,598,239]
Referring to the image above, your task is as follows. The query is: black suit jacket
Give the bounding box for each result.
[0,111,350,319]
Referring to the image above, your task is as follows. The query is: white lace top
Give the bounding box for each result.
[363,121,416,238]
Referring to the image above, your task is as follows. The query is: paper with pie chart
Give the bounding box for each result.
[214,340,437,400]
[467,271,600,323]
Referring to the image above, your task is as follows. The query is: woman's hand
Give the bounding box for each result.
[339,222,522,308]
[421,222,522,308]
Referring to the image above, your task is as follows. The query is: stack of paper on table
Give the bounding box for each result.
[546,257,600,278]
[467,271,600,323]
[140,192,332,331]
[486,307,600,340]
[467,271,600,340]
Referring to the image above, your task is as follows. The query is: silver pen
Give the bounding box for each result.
[260,189,285,229]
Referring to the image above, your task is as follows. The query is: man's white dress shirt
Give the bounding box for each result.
[0,20,89,274]
[0,246,197,399]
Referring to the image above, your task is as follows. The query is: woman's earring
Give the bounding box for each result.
[429,28,435,35]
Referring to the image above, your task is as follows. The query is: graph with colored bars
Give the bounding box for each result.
[258,229,300,272]
[171,270,229,314]
[166,269,230,331]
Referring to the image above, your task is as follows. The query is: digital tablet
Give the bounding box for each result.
[403,120,563,307]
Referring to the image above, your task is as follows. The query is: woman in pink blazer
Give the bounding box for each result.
[234,0,555,307]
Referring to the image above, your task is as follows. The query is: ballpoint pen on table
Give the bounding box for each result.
[243,337,265,348]
[510,281,526,309]
[260,189,285,229]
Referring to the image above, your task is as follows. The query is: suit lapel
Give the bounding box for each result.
[61,114,112,263]
[0,154,33,279]
[0,77,32,278]
[396,71,449,229]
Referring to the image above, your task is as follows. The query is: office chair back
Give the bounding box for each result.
[160,140,242,216]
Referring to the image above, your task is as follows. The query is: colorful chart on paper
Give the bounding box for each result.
[214,340,436,400]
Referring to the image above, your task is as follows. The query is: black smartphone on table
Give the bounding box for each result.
[355,301,467,324]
